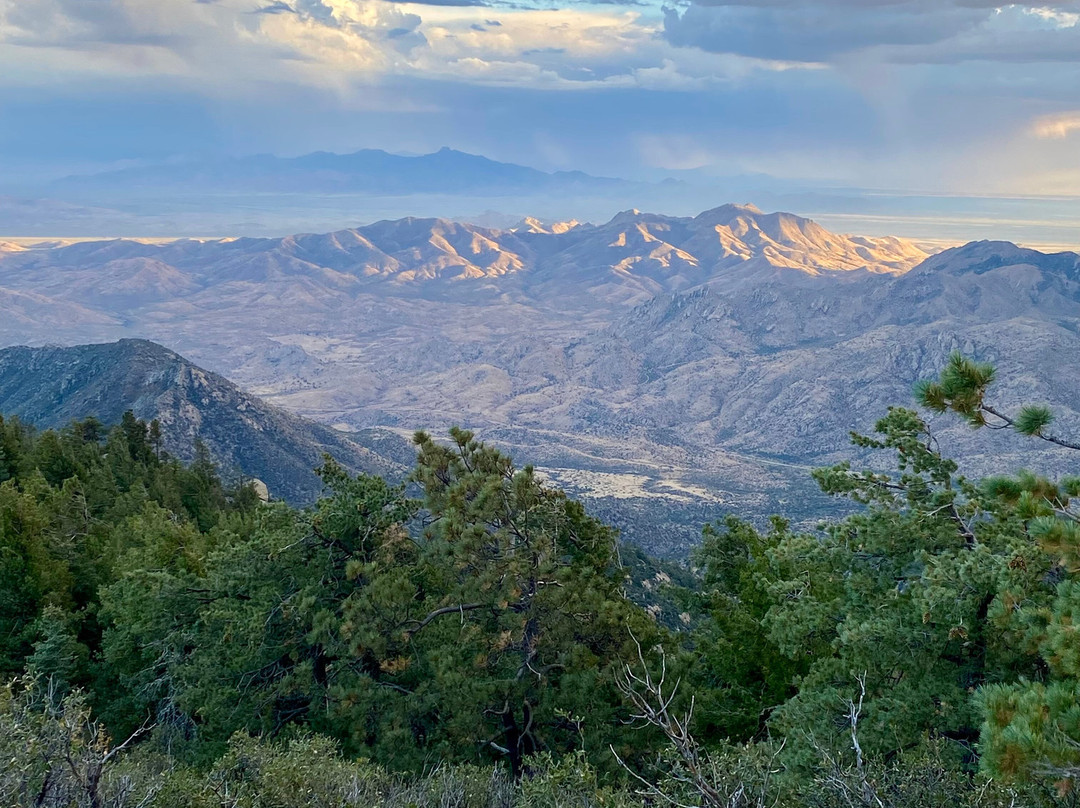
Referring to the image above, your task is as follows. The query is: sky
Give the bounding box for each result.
[1,0,1079,198]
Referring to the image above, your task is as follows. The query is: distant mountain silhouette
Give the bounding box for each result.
[51,147,636,197]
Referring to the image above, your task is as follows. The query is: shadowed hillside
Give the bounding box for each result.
[0,339,412,502]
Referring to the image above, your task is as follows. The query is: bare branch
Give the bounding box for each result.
[613,629,755,808]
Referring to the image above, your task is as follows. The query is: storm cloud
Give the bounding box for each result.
[663,0,1080,63]
[0,0,1078,196]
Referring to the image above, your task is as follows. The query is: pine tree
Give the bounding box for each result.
[27,606,88,696]
[916,355,1080,787]
[916,352,1080,450]
[678,516,803,743]
[99,433,660,775]
[765,407,1046,767]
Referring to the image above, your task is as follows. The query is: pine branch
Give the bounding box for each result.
[983,404,1080,451]
[402,602,487,636]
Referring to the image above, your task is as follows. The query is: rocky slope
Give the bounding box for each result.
[0,340,411,503]
[560,240,1080,467]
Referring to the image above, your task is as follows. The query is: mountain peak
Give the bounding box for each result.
[941,239,1038,258]
[606,208,677,227]
[695,202,764,221]
[914,239,1080,278]
[691,203,787,232]
[111,337,184,359]
[514,216,582,235]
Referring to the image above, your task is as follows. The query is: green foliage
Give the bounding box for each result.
[765,408,1049,767]
[915,352,997,427]
[0,676,152,808]
[27,606,88,696]
[678,516,802,742]
[798,740,1041,808]
[917,352,1080,451]
[0,678,583,808]
[370,428,659,773]
[0,412,255,683]
[519,751,637,808]
[912,356,1080,787]
[3,350,1079,801]
[977,573,1080,786]
[2,676,1042,808]
[96,431,659,776]
[96,467,407,756]
[1016,406,1057,438]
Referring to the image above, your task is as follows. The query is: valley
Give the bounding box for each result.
[2,204,1077,555]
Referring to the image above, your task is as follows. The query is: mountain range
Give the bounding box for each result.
[1,203,1077,555]
[49,148,636,198]
[0,203,929,305]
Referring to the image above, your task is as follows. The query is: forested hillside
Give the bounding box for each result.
[2,354,1079,807]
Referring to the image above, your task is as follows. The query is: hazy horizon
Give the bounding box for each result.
[0,145,1077,247]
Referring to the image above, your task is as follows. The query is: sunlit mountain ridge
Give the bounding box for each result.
[2,205,1077,554]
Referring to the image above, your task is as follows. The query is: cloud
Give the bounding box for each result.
[1,0,1078,199]
[635,133,716,169]
[1,0,190,48]
[881,5,1080,64]
[664,3,975,62]
[407,6,762,89]
[0,0,743,92]
[663,1,1080,64]
[386,0,492,6]
[0,0,432,85]
[1031,111,1080,139]
[254,2,297,15]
